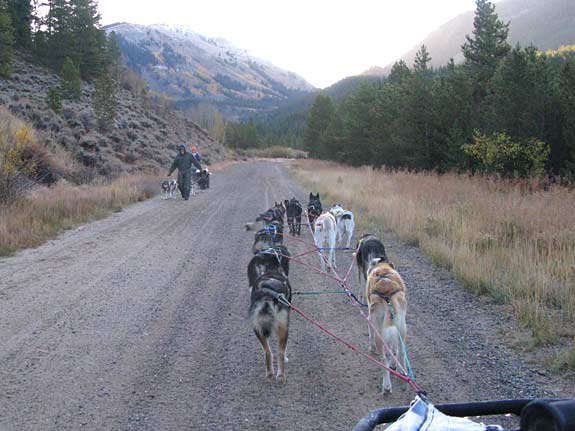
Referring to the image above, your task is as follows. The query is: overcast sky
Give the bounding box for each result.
[99,0,488,88]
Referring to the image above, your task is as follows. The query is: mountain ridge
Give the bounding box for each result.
[363,0,575,76]
[104,22,316,120]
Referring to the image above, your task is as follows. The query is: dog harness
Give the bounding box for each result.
[264,225,278,239]
[373,289,402,303]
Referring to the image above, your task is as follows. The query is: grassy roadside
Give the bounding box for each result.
[0,175,158,257]
[290,160,575,371]
[0,158,239,258]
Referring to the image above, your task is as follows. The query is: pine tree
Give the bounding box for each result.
[93,71,118,130]
[462,0,510,89]
[45,0,75,70]
[414,44,432,74]
[61,57,81,100]
[556,58,575,175]
[0,2,14,78]
[388,60,411,84]
[487,45,549,142]
[46,86,62,113]
[70,0,106,79]
[105,31,122,80]
[340,82,380,166]
[303,95,334,157]
[322,109,344,162]
[431,63,474,171]
[409,45,434,168]
[6,0,31,48]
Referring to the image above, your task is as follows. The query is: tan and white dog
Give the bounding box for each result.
[314,212,337,272]
[365,259,407,394]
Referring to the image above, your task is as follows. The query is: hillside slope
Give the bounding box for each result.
[365,0,575,75]
[105,23,316,120]
[0,55,224,178]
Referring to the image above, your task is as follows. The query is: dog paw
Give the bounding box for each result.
[276,374,286,385]
[369,345,377,354]
[266,372,275,381]
[382,385,392,394]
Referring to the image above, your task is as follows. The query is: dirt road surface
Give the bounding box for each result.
[1,161,572,431]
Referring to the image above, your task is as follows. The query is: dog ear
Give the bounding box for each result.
[309,192,313,199]
[389,262,395,269]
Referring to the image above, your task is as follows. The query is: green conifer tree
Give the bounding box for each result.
[0,2,14,78]
[92,71,118,130]
[45,0,75,70]
[388,60,411,84]
[46,86,63,113]
[414,44,432,74]
[61,57,81,100]
[6,0,31,48]
[70,0,106,80]
[303,95,334,157]
[462,0,510,98]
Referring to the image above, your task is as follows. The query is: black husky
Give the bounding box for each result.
[247,245,291,288]
[284,198,303,236]
[307,193,322,229]
[249,272,292,383]
[355,233,389,284]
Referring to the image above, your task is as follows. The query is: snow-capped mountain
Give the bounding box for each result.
[104,23,315,119]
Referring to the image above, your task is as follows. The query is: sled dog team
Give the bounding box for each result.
[247,193,408,393]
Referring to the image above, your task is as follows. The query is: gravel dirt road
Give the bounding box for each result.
[1,161,572,431]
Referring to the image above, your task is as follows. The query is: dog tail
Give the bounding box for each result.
[251,300,284,338]
[256,302,274,338]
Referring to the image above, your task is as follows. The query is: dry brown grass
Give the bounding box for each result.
[291,160,575,370]
[0,175,159,257]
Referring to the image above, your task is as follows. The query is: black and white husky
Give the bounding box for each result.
[162,179,178,199]
[249,270,292,383]
[329,204,355,249]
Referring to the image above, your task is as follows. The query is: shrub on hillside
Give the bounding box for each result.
[0,108,65,202]
[46,87,62,113]
[92,71,118,131]
[61,58,81,100]
[1,110,38,201]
